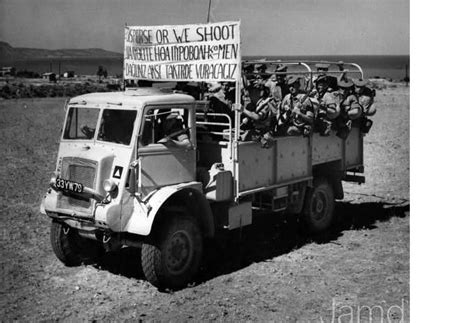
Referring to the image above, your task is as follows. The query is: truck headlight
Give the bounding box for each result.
[103,179,118,193]
[49,172,59,190]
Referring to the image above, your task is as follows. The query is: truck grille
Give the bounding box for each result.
[57,157,98,214]
[69,164,95,188]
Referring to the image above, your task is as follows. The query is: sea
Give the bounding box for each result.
[1,55,409,81]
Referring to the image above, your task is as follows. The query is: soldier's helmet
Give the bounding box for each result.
[208,82,222,93]
[353,78,368,87]
[314,74,328,84]
[287,76,300,87]
[243,63,255,73]
[275,64,288,73]
[315,63,330,73]
[337,79,354,89]
[255,63,267,73]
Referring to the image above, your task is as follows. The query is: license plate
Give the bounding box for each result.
[55,177,84,193]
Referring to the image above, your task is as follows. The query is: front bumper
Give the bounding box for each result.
[41,189,122,231]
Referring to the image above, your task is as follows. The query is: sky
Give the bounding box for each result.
[0,0,409,56]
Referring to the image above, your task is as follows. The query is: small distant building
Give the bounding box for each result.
[63,71,75,78]
[1,67,16,76]
[42,72,57,82]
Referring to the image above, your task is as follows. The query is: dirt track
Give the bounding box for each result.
[0,85,409,321]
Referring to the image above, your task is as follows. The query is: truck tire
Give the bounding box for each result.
[50,221,103,266]
[141,216,203,290]
[303,177,336,234]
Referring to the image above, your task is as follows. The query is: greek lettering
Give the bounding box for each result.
[124,21,240,81]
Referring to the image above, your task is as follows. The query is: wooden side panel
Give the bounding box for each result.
[237,136,311,192]
[275,136,311,182]
[217,128,364,196]
[238,142,274,191]
[344,127,363,168]
[312,133,343,165]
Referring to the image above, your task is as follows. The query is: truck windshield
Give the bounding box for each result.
[63,107,100,140]
[97,109,137,145]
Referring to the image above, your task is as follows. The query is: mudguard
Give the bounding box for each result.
[123,181,214,237]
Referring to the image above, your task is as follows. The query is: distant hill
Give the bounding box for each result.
[0,41,122,61]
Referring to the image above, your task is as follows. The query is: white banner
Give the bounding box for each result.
[124,21,241,82]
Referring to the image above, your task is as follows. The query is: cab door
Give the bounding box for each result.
[137,105,196,195]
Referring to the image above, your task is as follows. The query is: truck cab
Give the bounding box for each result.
[42,88,215,288]
[42,87,199,223]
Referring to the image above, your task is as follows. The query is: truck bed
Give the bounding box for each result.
[197,126,364,195]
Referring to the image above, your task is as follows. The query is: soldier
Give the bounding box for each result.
[338,79,362,120]
[310,75,340,135]
[207,83,234,121]
[353,78,376,133]
[241,85,276,148]
[314,75,340,118]
[255,62,270,81]
[99,110,127,144]
[353,78,376,116]
[279,76,314,137]
[314,63,338,91]
[221,81,236,103]
[265,64,289,105]
[242,63,255,83]
[333,79,362,139]
[159,112,192,148]
[242,62,266,105]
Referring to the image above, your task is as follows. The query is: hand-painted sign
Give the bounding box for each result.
[124,21,241,82]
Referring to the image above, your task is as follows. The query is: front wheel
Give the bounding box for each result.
[141,216,203,290]
[302,177,336,234]
[50,221,103,266]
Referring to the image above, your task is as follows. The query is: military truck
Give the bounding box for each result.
[40,56,368,289]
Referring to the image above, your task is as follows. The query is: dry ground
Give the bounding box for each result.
[0,85,409,322]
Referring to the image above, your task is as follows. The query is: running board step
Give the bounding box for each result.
[344,174,366,184]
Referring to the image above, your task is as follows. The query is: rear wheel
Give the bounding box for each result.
[303,177,336,234]
[50,221,103,266]
[141,216,203,290]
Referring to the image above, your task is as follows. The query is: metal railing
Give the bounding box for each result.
[242,59,364,79]
[196,112,234,161]
[196,112,233,140]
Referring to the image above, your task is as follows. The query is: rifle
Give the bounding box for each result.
[255,96,274,113]
[299,84,316,104]
[289,85,317,118]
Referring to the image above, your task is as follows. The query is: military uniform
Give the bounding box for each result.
[353,78,376,116]
[353,78,376,134]
[331,79,362,139]
[266,64,288,105]
[308,75,340,136]
[241,86,276,148]
[335,79,362,120]
[314,63,338,91]
[208,83,234,121]
[311,75,340,117]
[156,113,191,148]
[280,77,314,136]
[254,97,276,130]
